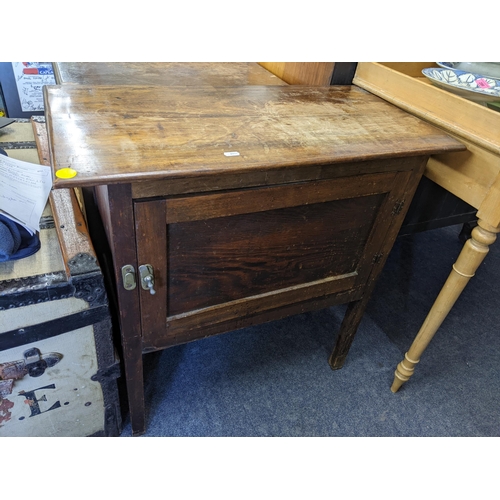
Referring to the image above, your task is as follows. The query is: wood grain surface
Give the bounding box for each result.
[44,85,465,188]
[258,62,335,85]
[167,193,383,315]
[31,118,97,277]
[53,62,286,87]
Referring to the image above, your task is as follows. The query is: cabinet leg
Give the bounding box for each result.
[329,298,369,370]
[122,335,146,436]
[391,219,500,392]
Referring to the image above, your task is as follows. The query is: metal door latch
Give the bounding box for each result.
[139,264,156,295]
[121,264,137,291]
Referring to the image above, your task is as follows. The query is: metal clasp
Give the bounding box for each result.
[121,264,137,291]
[139,264,156,295]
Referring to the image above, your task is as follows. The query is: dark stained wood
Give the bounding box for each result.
[44,85,465,189]
[164,172,396,223]
[43,75,466,436]
[167,195,382,315]
[134,200,167,342]
[330,159,429,367]
[131,156,425,199]
[159,287,363,351]
[53,62,286,87]
[100,183,145,436]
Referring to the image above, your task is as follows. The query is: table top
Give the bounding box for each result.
[44,84,465,189]
[352,62,500,227]
[53,62,286,87]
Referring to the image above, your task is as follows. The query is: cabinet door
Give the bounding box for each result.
[134,171,402,350]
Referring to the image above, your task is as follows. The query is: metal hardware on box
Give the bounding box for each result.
[121,265,136,291]
[139,264,156,295]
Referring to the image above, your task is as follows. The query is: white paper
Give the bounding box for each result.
[0,154,52,233]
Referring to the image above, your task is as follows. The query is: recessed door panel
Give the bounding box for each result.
[167,194,384,316]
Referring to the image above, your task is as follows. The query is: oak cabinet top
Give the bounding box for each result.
[44,84,465,188]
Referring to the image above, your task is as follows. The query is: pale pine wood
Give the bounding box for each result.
[424,134,500,211]
[392,219,500,392]
[259,62,335,85]
[378,62,435,77]
[477,173,500,228]
[353,62,500,155]
[353,62,500,392]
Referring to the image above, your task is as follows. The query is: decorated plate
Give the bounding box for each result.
[436,62,500,80]
[422,68,500,104]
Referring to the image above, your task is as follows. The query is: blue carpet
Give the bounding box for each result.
[119,224,500,437]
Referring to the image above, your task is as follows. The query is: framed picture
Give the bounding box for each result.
[0,63,56,118]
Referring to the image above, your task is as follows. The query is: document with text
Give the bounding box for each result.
[0,154,52,234]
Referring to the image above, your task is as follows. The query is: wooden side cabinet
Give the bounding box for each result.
[44,83,464,435]
[129,164,418,351]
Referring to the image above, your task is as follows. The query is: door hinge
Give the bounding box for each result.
[392,200,405,216]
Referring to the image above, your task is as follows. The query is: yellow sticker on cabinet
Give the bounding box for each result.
[55,168,77,179]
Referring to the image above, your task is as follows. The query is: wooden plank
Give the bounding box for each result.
[134,200,168,344]
[144,288,361,351]
[167,194,383,315]
[105,183,145,436]
[31,118,97,277]
[44,85,465,189]
[424,134,500,210]
[379,62,435,77]
[165,171,396,223]
[131,156,420,199]
[164,275,360,343]
[259,62,335,85]
[54,62,287,87]
[476,173,500,228]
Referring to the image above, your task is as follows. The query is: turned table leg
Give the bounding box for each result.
[391,219,500,392]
